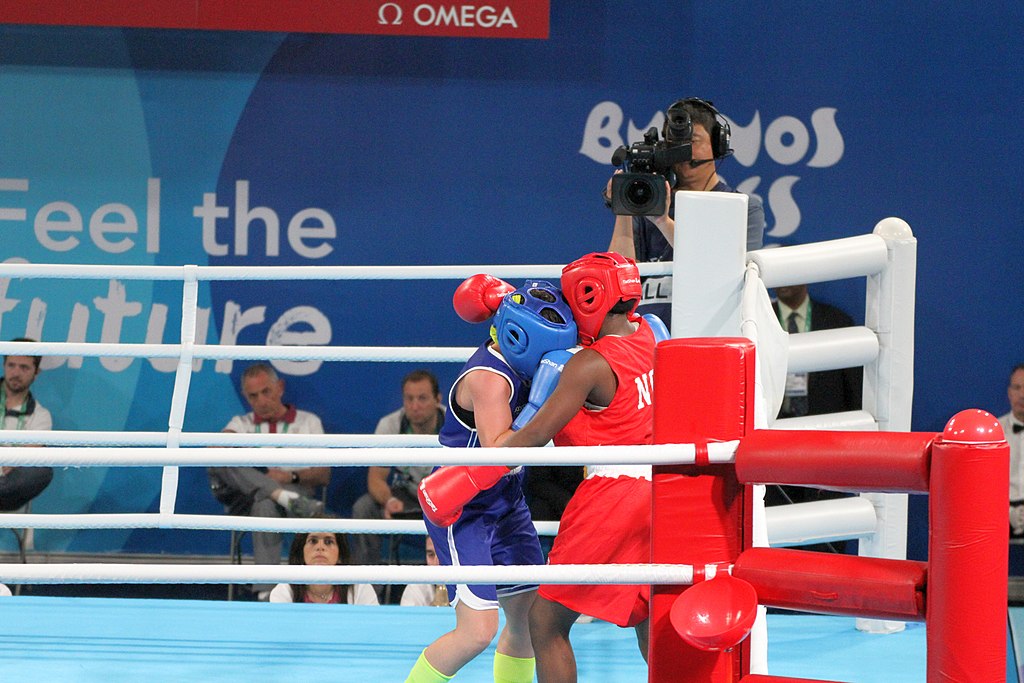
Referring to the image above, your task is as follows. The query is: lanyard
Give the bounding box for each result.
[0,382,28,432]
[259,420,290,434]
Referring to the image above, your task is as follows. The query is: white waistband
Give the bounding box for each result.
[586,464,652,480]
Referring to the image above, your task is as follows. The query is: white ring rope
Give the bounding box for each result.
[748,233,888,288]
[0,222,911,592]
[0,513,559,537]
[0,442,740,467]
[0,562,696,586]
[0,496,873,548]
[0,341,479,362]
[774,410,878,432]
[0,430,445,447]
[0,261,673,281]
[787,327,879,374]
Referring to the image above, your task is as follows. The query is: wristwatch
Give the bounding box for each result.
[291,471,300,484]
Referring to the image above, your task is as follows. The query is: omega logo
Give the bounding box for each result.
[378,3,403,24]
[378,3,518,28]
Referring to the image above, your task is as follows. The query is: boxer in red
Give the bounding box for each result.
[499,252,661,683]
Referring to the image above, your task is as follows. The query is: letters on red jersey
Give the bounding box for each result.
[554,320,656,447]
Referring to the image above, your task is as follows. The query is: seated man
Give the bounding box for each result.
[399,536,450,607]
[0,338,54,512]
[207,362,330,599]
[351,369,445,567]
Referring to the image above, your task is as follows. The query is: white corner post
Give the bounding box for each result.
[670,190,749,337]
[857,217,917,634]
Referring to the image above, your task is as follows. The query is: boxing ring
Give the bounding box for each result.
[0,192,1012,682]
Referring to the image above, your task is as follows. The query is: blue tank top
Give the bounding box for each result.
[439,341,527,449]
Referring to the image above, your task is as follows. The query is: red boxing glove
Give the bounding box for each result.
[453,274,514,323]
[417,465,510,527]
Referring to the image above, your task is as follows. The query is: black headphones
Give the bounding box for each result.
[669,97,732,160]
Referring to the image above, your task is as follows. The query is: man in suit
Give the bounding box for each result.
[773,284,862,419]
[767,284,863,551]
[998,363,1024,541]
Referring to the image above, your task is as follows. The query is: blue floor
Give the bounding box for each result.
[0,596,1016,682]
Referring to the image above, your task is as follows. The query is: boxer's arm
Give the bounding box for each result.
[417,369,515,526]
[461,368,515,448]
[498,350,610,448]
[511,349,575,431]
[418,463,510,526]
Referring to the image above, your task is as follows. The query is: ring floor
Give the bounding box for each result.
[3,596,1019,682]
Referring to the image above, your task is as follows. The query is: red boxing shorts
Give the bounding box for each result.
[539,474,651,627]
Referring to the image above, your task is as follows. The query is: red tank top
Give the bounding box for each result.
[554,319,655,447]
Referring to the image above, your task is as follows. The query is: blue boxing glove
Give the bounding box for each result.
[643,313,670,343]
[512,348,576,431]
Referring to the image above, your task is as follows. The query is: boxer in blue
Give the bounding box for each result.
[406,275,577,683]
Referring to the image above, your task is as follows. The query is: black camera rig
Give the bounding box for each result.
[608,105,694,216]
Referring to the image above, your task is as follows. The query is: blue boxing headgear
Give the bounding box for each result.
[493,280,578,381]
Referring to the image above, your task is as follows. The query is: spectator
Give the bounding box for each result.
[269,530,379,605]
[772,284,862,420]
[400,536,450,607]
[351,369,445,567]
[999,363,1024,541]
[207,362,330,600]
[0,338,54,512]
[605,97,766,328]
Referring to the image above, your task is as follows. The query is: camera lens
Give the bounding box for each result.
[624,178,654,207]
[610,171,667,216]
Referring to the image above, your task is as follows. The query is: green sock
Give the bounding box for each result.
[405,650,454,683]
[493,652,535,683]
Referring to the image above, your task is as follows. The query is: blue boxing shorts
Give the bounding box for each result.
[425,467,543,611]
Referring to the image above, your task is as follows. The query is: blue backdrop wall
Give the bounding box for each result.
[0,3,1021,558]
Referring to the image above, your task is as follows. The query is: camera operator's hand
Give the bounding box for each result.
[602,170,621,208]
[606,171,638,259]
[646,178,675,246]
[655,178,673,221]
[606,171,676,251]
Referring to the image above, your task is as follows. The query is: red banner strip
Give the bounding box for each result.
[0,1,549,39]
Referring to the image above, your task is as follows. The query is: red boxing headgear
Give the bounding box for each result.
[560,252,642,345]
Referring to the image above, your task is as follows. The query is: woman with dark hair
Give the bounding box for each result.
[269,531,379,605]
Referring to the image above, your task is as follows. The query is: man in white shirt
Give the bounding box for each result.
[351,369,444,567]
[207,362,330,597]
[0,338,54,512]
[999,363,1024,540]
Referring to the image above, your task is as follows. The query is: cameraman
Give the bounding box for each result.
[604,97,765,328]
